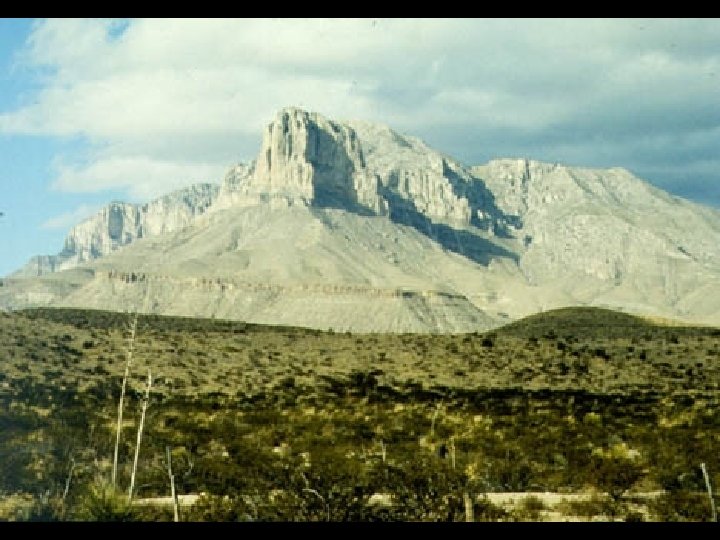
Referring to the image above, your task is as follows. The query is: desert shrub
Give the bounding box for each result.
[347,369,381,397]
[73,482,138,521]
[521,494,546,512]
[511,495,547,521]
[184,494,254,522]
[371,454,467,521]
[624,510,645,522]
[648,490,712,522]
[561,494,617,518]
[26,495,64,522]
[587,446,644,500]
[483,448,537,492]
[286,451,372,521]
[0,493,36,521]
[473,496,509,521]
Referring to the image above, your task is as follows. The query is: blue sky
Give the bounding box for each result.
[1,18,720,277]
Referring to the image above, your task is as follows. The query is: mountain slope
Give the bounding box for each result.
[52,204,502,332]
[471,159,720,321]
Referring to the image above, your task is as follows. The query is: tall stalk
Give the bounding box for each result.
[112,312,138,489]
[701,463,717,522]
[463,492,474,522]
[166,446,179,522]
[128,368,152,504]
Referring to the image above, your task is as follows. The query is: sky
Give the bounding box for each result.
[1,18,719,277]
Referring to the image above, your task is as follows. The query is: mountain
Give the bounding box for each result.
[11,183,219,278]
[3,107,720,331]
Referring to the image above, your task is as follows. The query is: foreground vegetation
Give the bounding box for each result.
[0,307,718,521]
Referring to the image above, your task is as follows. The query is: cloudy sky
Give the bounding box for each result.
[1,18,719,276]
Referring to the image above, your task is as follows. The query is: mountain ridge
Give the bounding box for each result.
[12,183,219,278]
[4,106,720,331]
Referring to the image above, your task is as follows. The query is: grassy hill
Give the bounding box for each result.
[496,306,713,339]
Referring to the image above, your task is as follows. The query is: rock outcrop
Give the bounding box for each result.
[218,108,387,215]
[11,255,63,278]
[13,183,219,277]
[472,159,720,285]
[348,120,509,232]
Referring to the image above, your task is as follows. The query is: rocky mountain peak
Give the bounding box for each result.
[217,107,514,233]
[220,107,387,215]
[6,106,720,331]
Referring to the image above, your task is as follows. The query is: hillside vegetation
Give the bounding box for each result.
[0,307,718,521]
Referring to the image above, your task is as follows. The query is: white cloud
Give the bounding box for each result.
[1,18,720,206]
[53,156,227,199]
[41,203,102,230]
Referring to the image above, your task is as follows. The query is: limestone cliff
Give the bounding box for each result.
[218,108,387,215]
[217,108,511,233]
[13,183,219,277]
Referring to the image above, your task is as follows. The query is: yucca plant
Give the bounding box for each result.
[112,311,139,488]
[75,481,137,522]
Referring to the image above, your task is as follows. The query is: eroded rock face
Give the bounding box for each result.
[11,255,61,278]
[348,120,495,229]
[472,159,720,287]
[62,202,140,265]
[218,108,509,231]
[213,163,255,210]
[220,108,388,215]
[13,184,219,277]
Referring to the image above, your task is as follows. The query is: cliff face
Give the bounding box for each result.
[348,120,508,232]
[218,108,510,231]
[7,106,720,331]
[472,159,720,288]
[216,108,388,215]
[13,183,219,277]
